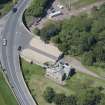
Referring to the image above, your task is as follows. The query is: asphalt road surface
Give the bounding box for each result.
[1,0,37,105]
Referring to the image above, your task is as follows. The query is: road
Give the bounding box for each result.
[1,0,37,105]
[0,13,10,62]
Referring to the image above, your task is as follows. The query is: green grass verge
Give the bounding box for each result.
[0,70,18,105]
[21,58,105,105]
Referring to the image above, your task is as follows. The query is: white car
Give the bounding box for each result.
[2,38,7,46]
[57,4,64,9]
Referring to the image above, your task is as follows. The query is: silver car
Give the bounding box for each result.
[2,38,7,46]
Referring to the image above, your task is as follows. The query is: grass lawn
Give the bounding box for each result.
[66,72,105,94]
[21,58,105,105]
[59,0,103,8]
[70,56,105,80]
[0,70,18,105]
[88,66,105,78]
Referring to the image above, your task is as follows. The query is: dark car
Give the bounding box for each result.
[18,46,22,51]
[12,7,17,13]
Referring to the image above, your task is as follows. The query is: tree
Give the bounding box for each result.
[40,21,61,42]
[25,2,105,66]
[93,42,105,62]
[32,28,40,35]
[51,3,105,66]
[43,87,55,103]
[62,95,77,105]
[52,35,61,44]
[82,51,95,66]
[25,0,48,17]
[77,88,103,105]
[98,95,105,105]
[0,0,11,4]
[87,36,96,46]
[53,93,66,105]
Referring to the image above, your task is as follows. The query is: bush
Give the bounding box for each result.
[40,21,61,42]
[82,51,95,66]
[43,87,105,105]
[25,0,49,17]
[0,0,11,4]
[53,93,66,105]
[50,4,105,66]
[32,28,40,35]
[43,87,55,103]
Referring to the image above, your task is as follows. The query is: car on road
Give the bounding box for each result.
[12,7,17,13]
[18,46,22,51]
[2,38,7,46]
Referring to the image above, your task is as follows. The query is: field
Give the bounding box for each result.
[21,59,105,105]
[0,70,18,105]
[59,0,103,8]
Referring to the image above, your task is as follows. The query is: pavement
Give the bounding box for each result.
[1,0,37,105]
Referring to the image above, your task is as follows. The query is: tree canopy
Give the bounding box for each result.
[43,87,105,105]
[0,0,11,4]
[25,0,50,17]
[40,3,105,66]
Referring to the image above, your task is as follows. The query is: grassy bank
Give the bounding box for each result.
[0,70,18,105]
[21,58,105,105]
